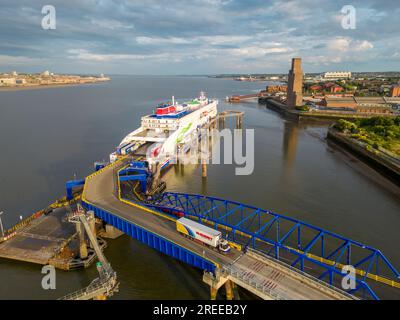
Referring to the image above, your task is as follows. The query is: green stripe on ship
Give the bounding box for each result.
[176,123,192,143]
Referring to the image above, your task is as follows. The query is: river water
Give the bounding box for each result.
[0,76,399,299]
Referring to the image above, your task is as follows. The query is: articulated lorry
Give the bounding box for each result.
[176,217,230,253]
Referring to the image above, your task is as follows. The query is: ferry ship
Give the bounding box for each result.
[110,92,218,170]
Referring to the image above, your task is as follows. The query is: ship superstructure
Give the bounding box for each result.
[110,92,218,168]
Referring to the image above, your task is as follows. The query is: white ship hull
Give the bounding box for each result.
[111,93,218,167]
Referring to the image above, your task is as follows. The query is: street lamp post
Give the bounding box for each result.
[0,211,4,238]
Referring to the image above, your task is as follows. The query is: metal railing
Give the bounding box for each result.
[245,248,356,299]
[59,275,118,300]
[220,264,284,300]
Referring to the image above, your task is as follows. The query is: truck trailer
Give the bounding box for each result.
[176,217,230,253]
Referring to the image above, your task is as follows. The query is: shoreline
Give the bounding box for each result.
[0,80,110,92]
[327,128,400,186]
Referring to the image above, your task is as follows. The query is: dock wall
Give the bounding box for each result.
[261,97,397,121]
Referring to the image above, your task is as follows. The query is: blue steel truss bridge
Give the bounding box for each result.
[70,156,400,300]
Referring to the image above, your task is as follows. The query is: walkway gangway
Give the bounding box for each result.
[59,205,119,300]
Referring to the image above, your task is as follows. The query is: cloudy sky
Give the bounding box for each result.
[1,0,399,74]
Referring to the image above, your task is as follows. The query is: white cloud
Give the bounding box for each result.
[327,38,350,52]
[67,49,171,62]
[198,35,253,45]
[269,0,311,21]
[304,55,343,66]
[353,40,374,51]
[90,19,134,30]
[136,35,253,46]
[230,46,289,58]
[136,36,191,45]
[0,55,42,66]
[392,52,400,59]
[327,38,373,52]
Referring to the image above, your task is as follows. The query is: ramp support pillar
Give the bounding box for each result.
[76,222,88,259]
[87,211,96,248]
[225,280,234,300]
[203,269,229,301]
[232,281,240,300]
[210,286,218,300]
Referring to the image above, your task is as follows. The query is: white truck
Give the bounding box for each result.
[176,217,230,253]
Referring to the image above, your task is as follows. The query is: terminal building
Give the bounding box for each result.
[323,71,352,80]
[320,96,399,114]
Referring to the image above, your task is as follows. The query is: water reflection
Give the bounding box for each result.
[282,121,299,170]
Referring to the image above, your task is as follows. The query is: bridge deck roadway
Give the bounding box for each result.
[83,158,353,300]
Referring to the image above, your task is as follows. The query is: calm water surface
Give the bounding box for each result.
[0,76,399,299]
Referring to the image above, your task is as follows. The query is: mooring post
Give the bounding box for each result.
[219,116,225,129]
[236,115,243,129]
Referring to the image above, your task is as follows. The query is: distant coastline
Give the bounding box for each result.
[0,80,110,92]
[0,71,110,91]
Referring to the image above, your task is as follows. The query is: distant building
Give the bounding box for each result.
[0,77,16,85]
[323,82,336,88]
[321,96,395,114]
[266,85,287,93]
[379,85,392,94]
[11,71,18,76]
[322,96,357,109]
[310,85,323,91]
[287,58,303,108]
[41,70,50,76]
[390,85,400,97]
[323,71,352,80]
[330,85,344,93]
[15,79,26,85]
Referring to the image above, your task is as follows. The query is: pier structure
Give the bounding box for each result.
[198,110,244,178]
[76,152,400,300]
[0,194,107,270]
[217,110,244,130]
[60,206,118,300]
[227,92,269,103]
